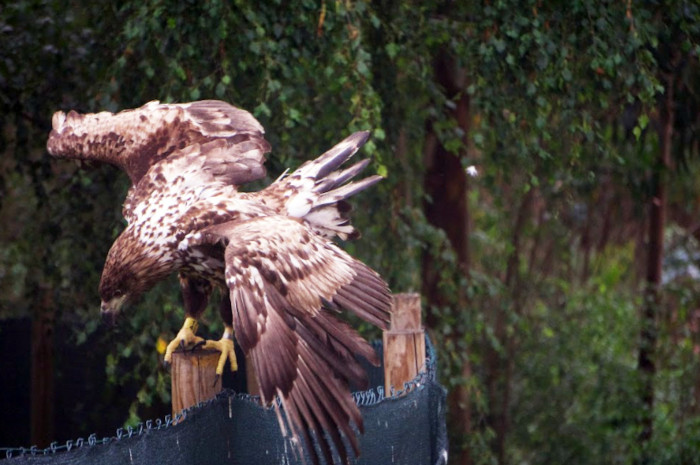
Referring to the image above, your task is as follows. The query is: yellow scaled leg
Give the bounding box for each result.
[202,326,238,375]
[163,317,205,366]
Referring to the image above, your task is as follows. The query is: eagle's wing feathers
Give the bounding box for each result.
[48,99,390,464]
[185,215,391,464]
[121,135,268,222]
[256,131,383,240]
[47,100,270,186]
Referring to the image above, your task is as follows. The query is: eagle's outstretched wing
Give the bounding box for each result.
[47,100,270,186]
[182,215,391,464]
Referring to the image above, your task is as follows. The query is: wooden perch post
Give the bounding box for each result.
[171,292,426,414]
[383,293,426,395]
[171,349,222,418]
[246,353,260,397]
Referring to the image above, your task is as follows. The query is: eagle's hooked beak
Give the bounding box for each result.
[100,295,128,325]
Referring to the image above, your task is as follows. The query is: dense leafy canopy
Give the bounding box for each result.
[1,1,699,464]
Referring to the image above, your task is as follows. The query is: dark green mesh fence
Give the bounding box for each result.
[2,337,447,464]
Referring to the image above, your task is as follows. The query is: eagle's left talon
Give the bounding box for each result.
[202,326,237,376]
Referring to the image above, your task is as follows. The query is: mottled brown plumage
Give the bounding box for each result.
[47,100,390,465]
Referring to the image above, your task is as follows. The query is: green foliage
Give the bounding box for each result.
[2,0,700,463]
[510,248,642,464]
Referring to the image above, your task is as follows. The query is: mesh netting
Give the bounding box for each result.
[2,337,447,464]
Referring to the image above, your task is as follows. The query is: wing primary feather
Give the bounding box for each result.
[292,363,348,464]
[334,272,391,327]
[332,291,389,331]
[296,317,372,383]
[306,310,378,367]
[344,274,392,309]
[312,131,370,180]
[315,175,383,208]
[297,357,353,464]
[313,159,371,193]
[288,386,329,464]
[278,394,318,465]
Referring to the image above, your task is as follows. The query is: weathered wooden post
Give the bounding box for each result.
[383,293,426,395]
[172,292,427,414]
[245,353,260,397]
[171,349,222,418]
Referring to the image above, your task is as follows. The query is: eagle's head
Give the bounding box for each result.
[99,227,173,321]
[99,265,137,320]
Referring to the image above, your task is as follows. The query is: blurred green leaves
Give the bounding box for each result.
[1,0,699,462]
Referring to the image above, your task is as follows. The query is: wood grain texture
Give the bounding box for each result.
[245,353,260,396]
[383,293,426,395]
[171,349,222,418]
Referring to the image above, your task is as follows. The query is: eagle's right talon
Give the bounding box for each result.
[163,317,205,365]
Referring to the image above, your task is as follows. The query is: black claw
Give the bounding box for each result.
[163,359,171,370]
[212,374,221,389]
[191,340,206,352]
[178,339,185,352]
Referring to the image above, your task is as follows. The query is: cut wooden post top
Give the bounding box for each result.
[389,293,423,331]
[171,349,222,418]
[383,293,426,395]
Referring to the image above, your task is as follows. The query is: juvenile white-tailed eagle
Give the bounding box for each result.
[46,100,391,465]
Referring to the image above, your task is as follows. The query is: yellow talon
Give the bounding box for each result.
[164,317,205,365]
[202,326,238,375]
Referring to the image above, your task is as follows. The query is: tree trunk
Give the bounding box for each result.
[637,72,674,462]
[422,49,472,465]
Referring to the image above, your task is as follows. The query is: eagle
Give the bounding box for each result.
[46,100,391,465]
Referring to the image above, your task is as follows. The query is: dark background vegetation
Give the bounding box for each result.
[1,1,699,464]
